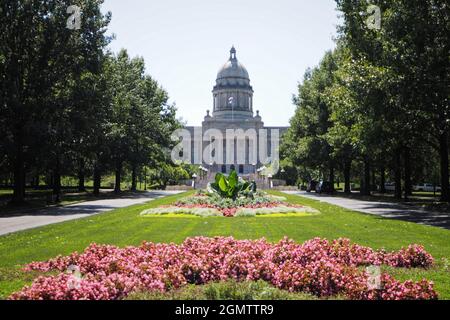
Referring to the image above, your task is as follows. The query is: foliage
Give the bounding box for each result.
[1,191,450,298]
[140,191,312,217]
[140,203,315,218]
[151,163,190,188]
[334,0,450,200]
[104,50,179,193]
[281,51,339,189]
[175,191,283,209]
[10,236,435,300]
[282,1,449,201]
[0,0,112,202]
[0,1,181,201]
[209,171,252,199]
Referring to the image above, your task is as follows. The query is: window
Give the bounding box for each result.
[221,165,226,173]
[230,165,235,172]
[239,165,244,174]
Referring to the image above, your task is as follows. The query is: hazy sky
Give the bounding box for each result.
[101,0,340,126]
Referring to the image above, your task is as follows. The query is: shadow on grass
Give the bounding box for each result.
[0,190,174,218]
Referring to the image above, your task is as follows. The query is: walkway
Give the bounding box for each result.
[285,191,450,230]
[0,191,181,236]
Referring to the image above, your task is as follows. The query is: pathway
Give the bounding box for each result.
[285,191,450,230]
[0,191,182,236]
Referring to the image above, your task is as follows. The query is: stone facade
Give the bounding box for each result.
[185,47,288,175]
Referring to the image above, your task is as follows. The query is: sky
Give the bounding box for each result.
[101,0,341,126]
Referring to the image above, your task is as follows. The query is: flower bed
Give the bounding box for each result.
[140,192,318,217]
[10,237,436,300]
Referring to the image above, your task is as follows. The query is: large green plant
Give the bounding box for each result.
[209,170,251,199]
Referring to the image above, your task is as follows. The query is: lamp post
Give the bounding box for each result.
[252,162,257,181]
[192,173,197,189]
[209,162,214,180]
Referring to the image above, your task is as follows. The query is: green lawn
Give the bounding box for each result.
[0,191,449,299]
[0,189,13,195]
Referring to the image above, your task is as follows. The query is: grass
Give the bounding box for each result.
[0,190,449,299]
[0,189,13,195]
[126,280,320,300]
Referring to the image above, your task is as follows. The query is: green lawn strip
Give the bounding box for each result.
[0,190,449,299]
[126,280,321,300]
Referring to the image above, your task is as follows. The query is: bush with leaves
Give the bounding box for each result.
[208,171,252,199]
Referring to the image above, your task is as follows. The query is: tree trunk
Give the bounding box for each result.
[404,147,412,200]
[329,163,335,192]
[380,166,386,193]
[52,156,61,203]
[371,168,376,192]
[439,130,450,202]
[114,162,122,194]
[93,165,101,197]
[363,159,371,196]
[77,158,86,192]
[394,150,402,199]
[144,167,147,190]
[34,174,40,189]
[131,164,137,192]
[359,173,364,195]
[344,160,351,194]
[11,135,26,204]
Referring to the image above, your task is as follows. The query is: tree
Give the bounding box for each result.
[283,52,340,189]
[336,0,450,201]
[0,0,111,203]
[105,50,179,193]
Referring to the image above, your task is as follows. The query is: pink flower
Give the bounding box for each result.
[11,237,437,300]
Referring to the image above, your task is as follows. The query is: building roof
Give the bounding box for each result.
[216,46,250,82]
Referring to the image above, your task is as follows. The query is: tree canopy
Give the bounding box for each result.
[282,0,449,201]
[0,0,182,203]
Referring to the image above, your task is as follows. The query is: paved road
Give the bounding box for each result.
[285,191,450,230]
[0,191,182,236]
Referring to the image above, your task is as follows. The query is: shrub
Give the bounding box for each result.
[144,193,317,217]
[10,237,437,300]
[209,171,252,199]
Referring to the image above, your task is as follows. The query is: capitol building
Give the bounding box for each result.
[183,47,288,176]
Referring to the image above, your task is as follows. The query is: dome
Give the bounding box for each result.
[212,46,254,120]
[216,46,250,82]
[217,60,249,80]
